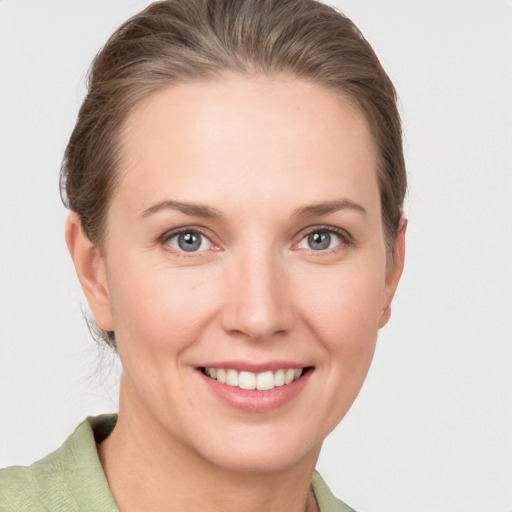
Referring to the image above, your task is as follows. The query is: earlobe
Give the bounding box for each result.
[65,212,114,332]
[378,219,407,329]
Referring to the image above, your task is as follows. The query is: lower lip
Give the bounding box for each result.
[199,370,312,413]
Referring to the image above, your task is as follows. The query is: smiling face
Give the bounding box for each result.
[68,75,404,473]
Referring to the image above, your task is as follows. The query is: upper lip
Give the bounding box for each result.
[197,361,311,372]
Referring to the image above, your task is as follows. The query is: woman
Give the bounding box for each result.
[0,1,406,510]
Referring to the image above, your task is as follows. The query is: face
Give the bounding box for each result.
[73,75,404,473]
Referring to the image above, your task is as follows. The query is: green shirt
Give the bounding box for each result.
[0,415,356,511]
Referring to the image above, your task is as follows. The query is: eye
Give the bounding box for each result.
[297,229,345,251]
[166,230,213,253]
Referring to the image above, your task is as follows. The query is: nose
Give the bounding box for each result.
[220,246,295,341]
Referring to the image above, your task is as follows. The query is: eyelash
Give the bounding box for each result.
[159,227,217,255]
[294,225,353,253]
[159,225,353,256]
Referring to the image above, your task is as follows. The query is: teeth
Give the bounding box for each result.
[226,369,239,387]
[239,371,256,390]
[284,369,295,384]
[274,369,285,387]
[203,367,304,390]
[256,371,274,391]
[216,368,226,384]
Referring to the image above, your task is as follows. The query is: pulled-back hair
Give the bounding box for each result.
[61,0,406,348]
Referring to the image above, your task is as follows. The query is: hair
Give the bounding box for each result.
[61,0,406,348]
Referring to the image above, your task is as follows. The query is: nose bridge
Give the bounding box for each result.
[221,240,294,340]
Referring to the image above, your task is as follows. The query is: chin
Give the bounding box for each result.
[192,426,323,474]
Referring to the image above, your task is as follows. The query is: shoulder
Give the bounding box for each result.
[0,415,118,512]
[0,464,40,511]
[0,445,77,511]
[312,471,358,512]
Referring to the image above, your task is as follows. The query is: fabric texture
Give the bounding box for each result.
[0,415,356,511]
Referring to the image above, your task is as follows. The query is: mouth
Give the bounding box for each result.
[199,366,313,391]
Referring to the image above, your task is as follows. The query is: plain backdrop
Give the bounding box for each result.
[1,1,511,511]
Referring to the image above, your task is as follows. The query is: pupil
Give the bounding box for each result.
[178,232,201,252]
[308,231,330,250]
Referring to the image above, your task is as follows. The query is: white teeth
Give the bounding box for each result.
[284,369,295,385]
[256,371,274,391]
[239,371,256,390]
[274,369,285,387]
[203,367,305,390]
[226,369,239,387]
[216,368,226,384]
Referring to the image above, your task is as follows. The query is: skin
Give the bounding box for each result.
[66,75,405,512]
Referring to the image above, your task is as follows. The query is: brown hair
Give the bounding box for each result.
[61,0,406,348]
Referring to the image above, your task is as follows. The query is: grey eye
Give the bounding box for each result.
[298,230,342,251]
[307,232,331,250]
[167,231,212,252]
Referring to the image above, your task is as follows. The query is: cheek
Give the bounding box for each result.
[297,260,386,348]
[107,262,221,356]
[287,261,386,436]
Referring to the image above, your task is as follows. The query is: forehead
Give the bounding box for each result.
[115,75,379,215]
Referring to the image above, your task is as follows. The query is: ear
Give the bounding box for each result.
[65,212,114,332]
[379,219,407,328]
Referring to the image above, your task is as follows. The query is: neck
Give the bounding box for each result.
[98,378,320,512]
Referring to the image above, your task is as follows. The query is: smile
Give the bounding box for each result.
[201,367,305,391]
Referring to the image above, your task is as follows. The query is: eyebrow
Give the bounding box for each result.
[139,198,366,220]
[139,200,221,219]
[292,199,367,218]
